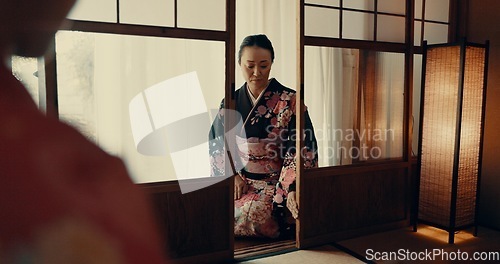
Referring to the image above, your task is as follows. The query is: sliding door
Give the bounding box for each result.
[40,0,236,262]
[295,0,454,248]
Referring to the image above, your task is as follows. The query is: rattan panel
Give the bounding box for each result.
[419,46,461,227]
[419,43,486,233]
[456,47,485,227]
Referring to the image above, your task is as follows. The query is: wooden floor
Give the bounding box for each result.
[235,237,288,250]
[238,224,500,263]
[238,244,362,264]
[235,237,296,260]
[338,224,500,263]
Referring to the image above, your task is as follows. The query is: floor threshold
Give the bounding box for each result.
[234,239,296,261]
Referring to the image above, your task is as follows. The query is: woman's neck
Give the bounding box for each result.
[247,80,270,98]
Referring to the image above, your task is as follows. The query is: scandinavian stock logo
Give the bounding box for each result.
[129,72,246,193]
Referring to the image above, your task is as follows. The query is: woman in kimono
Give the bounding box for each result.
[209,34,317,238]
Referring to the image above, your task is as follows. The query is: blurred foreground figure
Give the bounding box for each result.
[0,0,168,263]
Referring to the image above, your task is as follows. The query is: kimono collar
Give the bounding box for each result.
[246,79,271,106]
[236,78,279,123]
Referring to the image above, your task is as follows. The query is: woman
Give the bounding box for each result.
[209,34,317,238]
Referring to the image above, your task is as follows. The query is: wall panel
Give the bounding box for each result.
[466,0,500,231]
[142,179,232,263]
[299,165,409,247]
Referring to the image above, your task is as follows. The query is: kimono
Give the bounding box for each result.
[209,78,318,238]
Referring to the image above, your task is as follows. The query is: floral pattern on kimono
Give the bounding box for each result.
[234,177,280,238]
[209,78,318,238]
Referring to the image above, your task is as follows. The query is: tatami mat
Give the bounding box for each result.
[237,244,363,264]
[237,224,500,264]
[338,225,500,263]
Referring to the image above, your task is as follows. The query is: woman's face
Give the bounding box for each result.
[240,46,273,91]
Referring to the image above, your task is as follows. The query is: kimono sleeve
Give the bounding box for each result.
[276,107,318,195]
[209,99,246,178]
[208,100,226,177]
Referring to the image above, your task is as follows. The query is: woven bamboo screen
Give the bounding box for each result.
[418,42,487,242]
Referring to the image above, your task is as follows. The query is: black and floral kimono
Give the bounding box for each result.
[209,78,317,238]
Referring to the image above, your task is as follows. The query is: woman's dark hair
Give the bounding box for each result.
[238,34,275,65]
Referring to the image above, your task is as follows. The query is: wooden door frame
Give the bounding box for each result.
[295,0,306,248]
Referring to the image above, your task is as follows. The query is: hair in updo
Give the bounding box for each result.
[238,34,275,65]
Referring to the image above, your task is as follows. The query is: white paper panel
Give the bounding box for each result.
[415,0,423,19]
[178,0,226,30]
[378,0,405,15]
[425,0,449,22]
[67,0,117,22]
[56,31,225,184]
[11,57,39,107]
[412,54,422,156]
[414,21,422,46]
[343,11,374,40]
[344,0,375,11]
[304,47,404,166]
[377,15,405,43]
[424,22,448,44]
[305,0,339,6]
[305,6,340,38]
[120,0,174,27]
